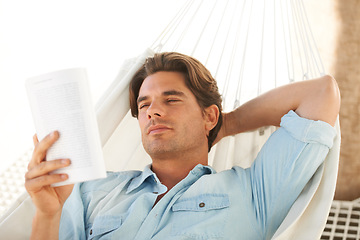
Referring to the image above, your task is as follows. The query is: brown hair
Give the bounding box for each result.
[129,52,223,152]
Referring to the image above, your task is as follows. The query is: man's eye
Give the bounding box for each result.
[139,104,149,109]
[167,99,179,103]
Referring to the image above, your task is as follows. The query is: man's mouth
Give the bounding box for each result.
[147,125,171,135]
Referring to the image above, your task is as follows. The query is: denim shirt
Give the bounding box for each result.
[59,110,336,240]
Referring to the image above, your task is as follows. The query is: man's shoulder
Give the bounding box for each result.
[79,170,143,193]
[105,170,143,179]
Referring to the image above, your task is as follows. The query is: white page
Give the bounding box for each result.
[25,68,106,186]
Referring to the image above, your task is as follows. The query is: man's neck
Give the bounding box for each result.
[151,156,208,191]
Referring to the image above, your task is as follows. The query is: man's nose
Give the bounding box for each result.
[147,101,163,119]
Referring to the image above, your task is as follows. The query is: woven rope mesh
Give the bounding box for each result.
[321,199,360,240]
[0,149,31,216]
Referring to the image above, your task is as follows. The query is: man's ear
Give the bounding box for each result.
[204,104,220,135]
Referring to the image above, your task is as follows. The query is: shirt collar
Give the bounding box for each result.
[126,164,216,194]
[127,164,156,194]
[191,164,216,176]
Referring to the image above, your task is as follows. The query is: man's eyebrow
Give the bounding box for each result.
[162,90,186,97]
[137,90,186,104]
[137,96,148,104]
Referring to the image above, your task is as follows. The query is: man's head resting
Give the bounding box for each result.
[129,52,223,152]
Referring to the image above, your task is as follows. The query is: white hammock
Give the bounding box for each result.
[0,0,340,239]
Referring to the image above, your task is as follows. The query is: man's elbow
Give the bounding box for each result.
[321,75,341,124]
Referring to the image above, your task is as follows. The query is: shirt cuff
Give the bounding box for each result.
[280,110,337,149]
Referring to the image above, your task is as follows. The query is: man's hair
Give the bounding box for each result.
[129,52,223,152]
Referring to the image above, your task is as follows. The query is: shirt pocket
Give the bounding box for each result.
[171,194,230,239]
[87,215,122,240]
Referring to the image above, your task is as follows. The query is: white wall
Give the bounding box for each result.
[0,0,181,172]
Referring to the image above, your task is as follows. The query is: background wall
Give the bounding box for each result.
[305,0,360,201]
[0,0,181,173]
[333,0,360,201]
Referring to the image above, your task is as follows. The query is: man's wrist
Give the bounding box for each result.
[34,210,61,221]
[224,110,242,136]
[31,211,62,240]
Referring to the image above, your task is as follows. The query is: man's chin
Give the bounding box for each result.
[144,144,179,159]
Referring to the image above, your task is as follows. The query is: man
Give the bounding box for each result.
[25,52,340,239]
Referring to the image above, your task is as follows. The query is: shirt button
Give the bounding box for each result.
[90,229,93,235]
[199,202,205,208]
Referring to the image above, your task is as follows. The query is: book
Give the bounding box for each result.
[25,68,106,187]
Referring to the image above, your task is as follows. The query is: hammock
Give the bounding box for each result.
[0,0,340,239]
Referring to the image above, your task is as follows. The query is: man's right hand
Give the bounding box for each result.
[25,131,73,239]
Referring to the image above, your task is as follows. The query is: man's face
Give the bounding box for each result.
[137,71,209,159]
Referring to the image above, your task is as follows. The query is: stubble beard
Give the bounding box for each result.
[142,129,207,161]
[142,134,183,160]
[141,117,208,160]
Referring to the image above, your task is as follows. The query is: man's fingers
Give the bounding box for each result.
[25,159,71,180]
[35,131,59,157]
[28,131,59,169]
[25,173,69,192]
[33,134,39,146]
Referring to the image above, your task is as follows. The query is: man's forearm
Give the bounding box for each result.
[30,211,61,240]
[223,75,340,136]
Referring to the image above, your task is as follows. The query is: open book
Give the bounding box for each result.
[25,68,106,186]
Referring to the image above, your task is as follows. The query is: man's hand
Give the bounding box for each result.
[25,131,74,240]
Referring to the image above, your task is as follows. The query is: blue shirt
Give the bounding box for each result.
[59,110,336,239]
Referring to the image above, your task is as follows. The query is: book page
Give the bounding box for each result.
[25,68,106,186]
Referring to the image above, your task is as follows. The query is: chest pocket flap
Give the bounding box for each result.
[172,194,230,212]
[87,215,122,239]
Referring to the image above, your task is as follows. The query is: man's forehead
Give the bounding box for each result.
[138,72,190,99]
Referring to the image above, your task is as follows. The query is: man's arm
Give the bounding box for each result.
[216,75,340,142]
[25,132,73,240]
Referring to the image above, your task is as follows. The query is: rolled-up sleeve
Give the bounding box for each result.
[249,110,336,236]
